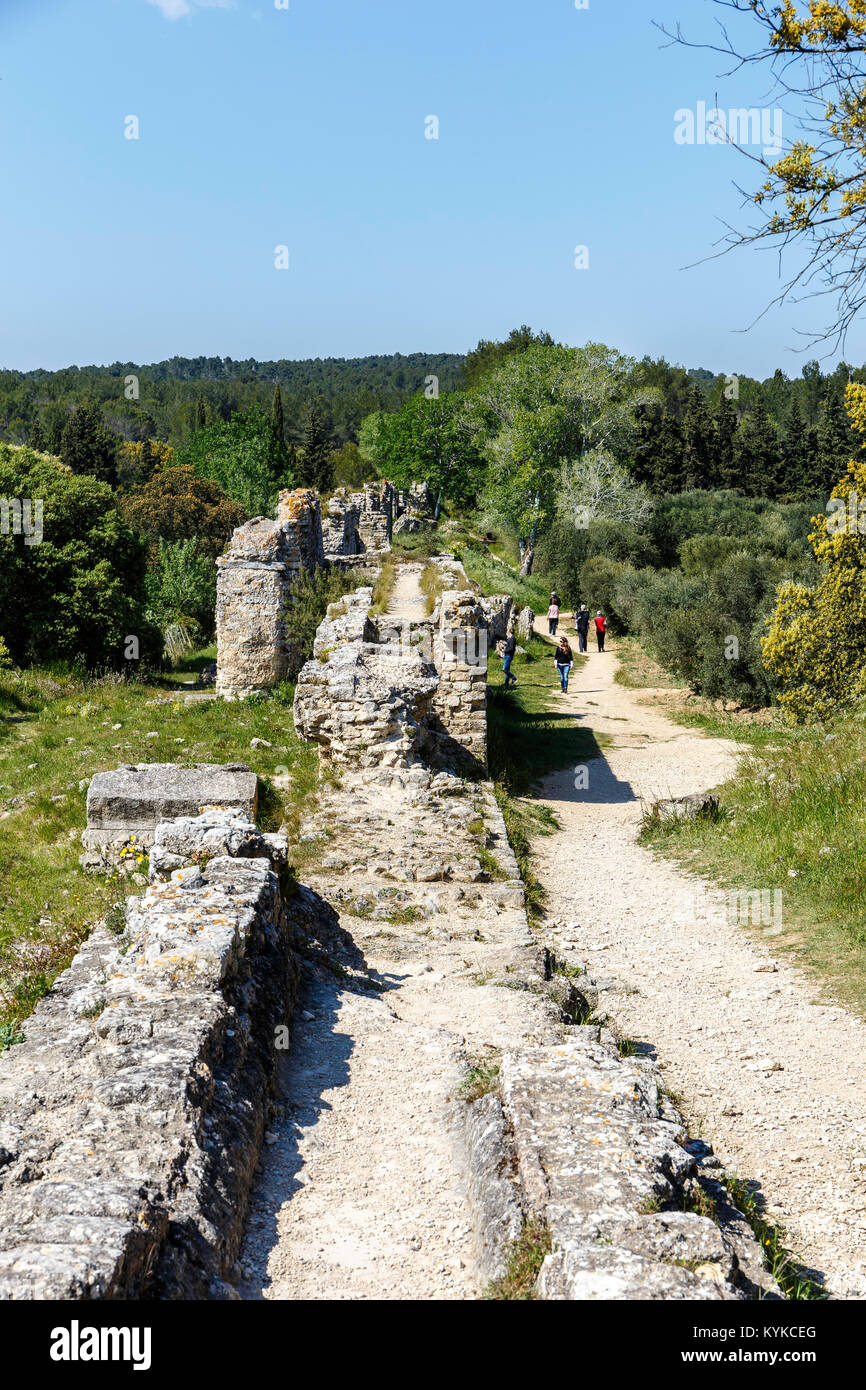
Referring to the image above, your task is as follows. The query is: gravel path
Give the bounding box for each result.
[534,638,866,1299]
[385,561,429,623]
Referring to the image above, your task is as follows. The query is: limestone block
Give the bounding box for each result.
[82,763,257,853]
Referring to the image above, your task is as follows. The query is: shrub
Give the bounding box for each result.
[763,384,866,723]
[145,536,217,643]
[284,566,366,677]
[119,465,243,559]
[0,445,159,668]
[578,554,630,631]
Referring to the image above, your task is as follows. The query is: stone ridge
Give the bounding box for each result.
[0,827,298,1300]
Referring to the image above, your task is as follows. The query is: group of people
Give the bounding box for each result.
[499,594,607,694]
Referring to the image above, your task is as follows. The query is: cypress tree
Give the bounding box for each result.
[271,383,285,446]
[299,403,334,493]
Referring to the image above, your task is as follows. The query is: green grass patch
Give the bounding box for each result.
[487,636,604,795]
[461,545,553,615]
[460,1058,501,1102]
[483,1218,553,1300]
[0,664,321,1039]
[721,1174,827,1300]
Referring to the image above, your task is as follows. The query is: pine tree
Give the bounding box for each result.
[681,382,714,487]
[815,387,853,496]
[733,399,783,497]
[60,401,119,486]
[713,393,739,489]
[28,419,47,453]
[299,403,334,493]
[779,397,810,498]
[194,396,208,432]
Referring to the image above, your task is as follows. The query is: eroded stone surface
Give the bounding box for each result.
[82,762,257,854]
[0,839,298,1300]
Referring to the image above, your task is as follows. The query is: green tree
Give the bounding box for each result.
[733,400,783,497]
[473,342,655,539]
[0,444,157,667]
[462,325,555,389]
[177,407,291,517]
[714,392,740,490]
[145,536,217,639]
[299,403,334,493]
[119,465,244,559]
[815,387,853,497]
[371,392,485,517]
[60,401,119,486]
[681,382,715,488]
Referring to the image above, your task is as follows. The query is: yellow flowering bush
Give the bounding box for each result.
[763,383,866,721]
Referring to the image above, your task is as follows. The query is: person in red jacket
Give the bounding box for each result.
[594,611,606,652]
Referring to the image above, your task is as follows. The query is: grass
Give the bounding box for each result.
[0,657,320,1045]
[613,635,682,692]
[720,1174,827,1300]
[460,1058,501,1102]
[369,553,396,616]
[640,706,866,1015]
[483,1218,553,1300]
[486,635,605,796]
[460,545,553,616]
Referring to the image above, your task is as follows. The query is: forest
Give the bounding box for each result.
[2,325,866,722]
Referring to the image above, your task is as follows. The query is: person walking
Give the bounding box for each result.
[547,593,560,636]
[575,604,590,653]
[594,611,607,652]
[500,627,518,687]
[554,634,573,693]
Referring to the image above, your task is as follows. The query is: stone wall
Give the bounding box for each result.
[430,590,488,772]
[216,488,323,700]
[0,811,299,1299]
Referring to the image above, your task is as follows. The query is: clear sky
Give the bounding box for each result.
[1,0,861,378]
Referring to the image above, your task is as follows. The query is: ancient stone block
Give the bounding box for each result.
[82,763,257,854]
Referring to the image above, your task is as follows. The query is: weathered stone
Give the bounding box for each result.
[516,606,535,642]
[653,792,720,822]
[0,831,299,1300]
[81,763,257,855]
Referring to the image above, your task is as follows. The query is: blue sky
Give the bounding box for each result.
[1,0,861,377]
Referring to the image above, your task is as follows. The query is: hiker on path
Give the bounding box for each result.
[547,593,560,636]
[554,634,574,693]
[499,627,518,688]
[594,611,607,652]
[575,604,590,653]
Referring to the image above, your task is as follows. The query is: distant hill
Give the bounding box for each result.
[0,352,467,448]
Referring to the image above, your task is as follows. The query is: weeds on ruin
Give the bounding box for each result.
[483,1218,553,1300]
[459,1058,501,1102]
[720,1173,827,1301]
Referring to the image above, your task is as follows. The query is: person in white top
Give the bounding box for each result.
[547,593,560,636]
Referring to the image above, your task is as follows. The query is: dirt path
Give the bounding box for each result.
[534,639,866,1299]
[385,561,429,624]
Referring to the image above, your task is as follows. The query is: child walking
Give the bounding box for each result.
[547,593,560,636]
